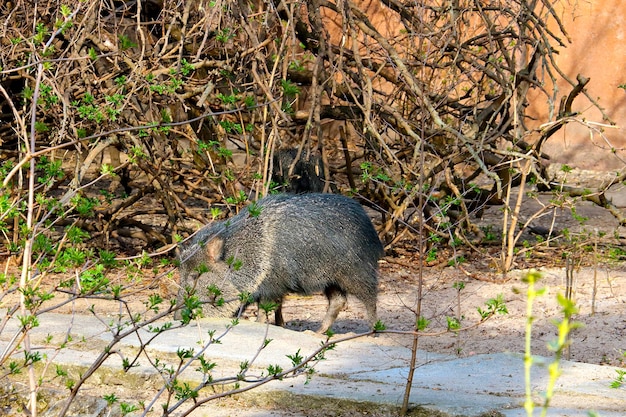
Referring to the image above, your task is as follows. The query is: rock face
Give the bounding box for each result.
[544,164,619,189]
[543,163,626,209]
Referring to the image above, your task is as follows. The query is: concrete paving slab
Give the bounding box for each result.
[1,313,624,416]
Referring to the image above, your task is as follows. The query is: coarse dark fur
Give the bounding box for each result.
[272,149,325,193]
[177,193,383,332]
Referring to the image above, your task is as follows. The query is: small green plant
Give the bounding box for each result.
[243,95,256,108]
[266,364,283,378]
[570,206,588,225]
[610,369,625,389]
[118,34,137,50]
[360,162,391,183]
[446,316,461,331]
[258,300,279,317]
[119,402,139,416]
[480,225,498,242]
[522,270,583,417]
[38,84,59,106]
[36,156,64,187]
[79,264,109,293]
[197,139,233,159]
[215,27,235,43]
[33,22,48,44]
[247,201,263,217]
[226,255,243,271]
[477,294,508,320]
[179,58,195,76]
[210,206,222,219]
[103,393,118,406]
[70,195,99,217]
[606,246,626,261]
[425,247,438,262]
[219,119,243,134]
[65,225,89,244]
[98,250,118,268]
[128,145,147,163]
[288,60,305,71]
[447,255,466,266]
[416,316,430,331]
[225,190,247,205]
[280,79,300,96]
[216,92,240,105]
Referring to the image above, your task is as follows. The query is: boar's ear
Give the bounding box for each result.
[205,237,224,261]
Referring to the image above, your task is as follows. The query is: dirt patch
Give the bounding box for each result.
[280,261,626,367]
[206,391,466,417]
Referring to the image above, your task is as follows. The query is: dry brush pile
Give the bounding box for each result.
[0,0,619,262]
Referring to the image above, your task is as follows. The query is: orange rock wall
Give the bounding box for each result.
[528,0,626,171]
[321,1,626,171]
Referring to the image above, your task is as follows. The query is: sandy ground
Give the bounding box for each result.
[277,260,626,367]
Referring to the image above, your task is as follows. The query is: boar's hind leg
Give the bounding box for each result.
[318,285,347,334]
[274,299,285,326]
